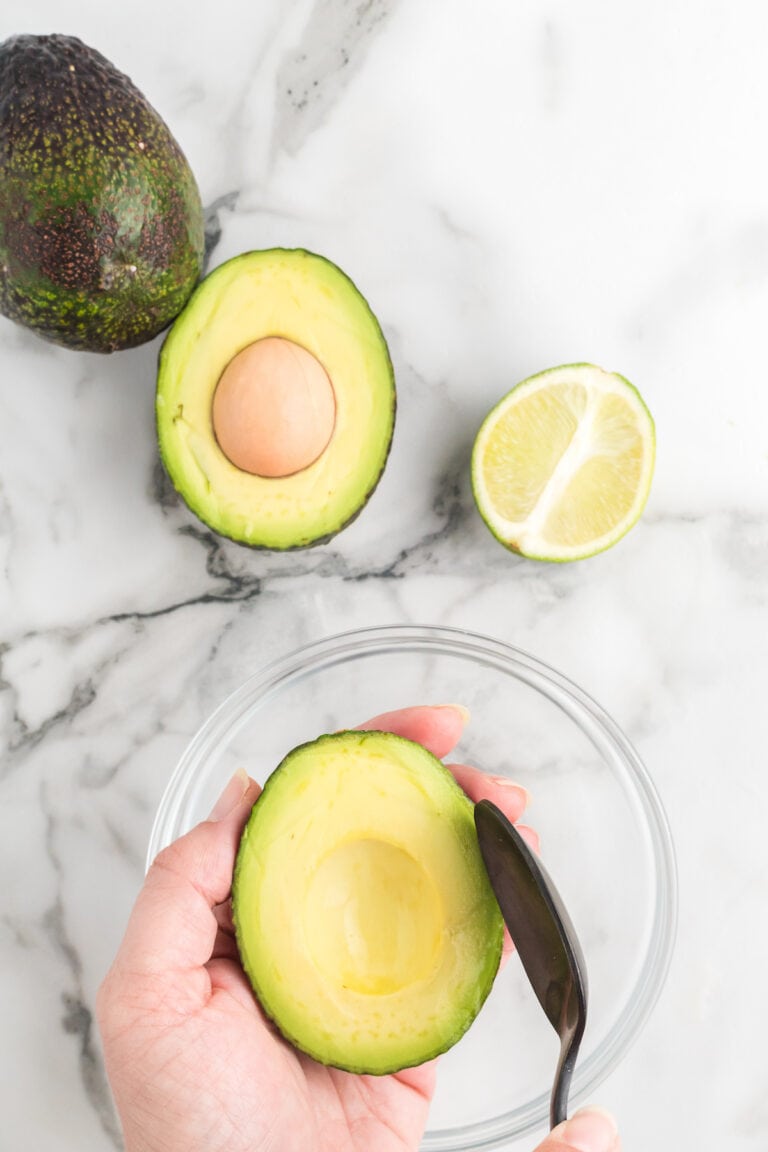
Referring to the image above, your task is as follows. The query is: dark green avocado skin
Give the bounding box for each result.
[0,34,204,352]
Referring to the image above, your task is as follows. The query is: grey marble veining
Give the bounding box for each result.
[272,0,397,157]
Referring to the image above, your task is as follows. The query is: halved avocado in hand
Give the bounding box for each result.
[232,730,503,1074]
[156,249,395,549]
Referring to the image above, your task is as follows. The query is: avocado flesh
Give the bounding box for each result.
[156,248,396,549]
[0,34,204,352]
[232,731,503,1074]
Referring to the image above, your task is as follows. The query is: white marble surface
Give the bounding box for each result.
[1,2,767,1149]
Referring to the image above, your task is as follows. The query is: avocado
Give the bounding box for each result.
[232,730,503,1074]
[0,34,204,352]
[156,248,396,549]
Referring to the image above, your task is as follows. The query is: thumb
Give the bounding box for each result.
[536,1108,620,1152]
[115,769,260,980]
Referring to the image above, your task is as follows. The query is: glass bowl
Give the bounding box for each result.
[148,624,677,1150]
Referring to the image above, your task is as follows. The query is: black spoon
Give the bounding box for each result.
[474,798,588,1128]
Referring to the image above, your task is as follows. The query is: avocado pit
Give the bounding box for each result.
[212,336,336,478]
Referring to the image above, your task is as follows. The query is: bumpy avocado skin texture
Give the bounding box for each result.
[156,248,396,550]
[0,34,204,352]
[232,730,504,1074]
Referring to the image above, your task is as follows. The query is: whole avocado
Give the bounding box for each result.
[0,34,204,352]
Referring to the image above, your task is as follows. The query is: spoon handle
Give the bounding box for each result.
[551,1019,585,1128]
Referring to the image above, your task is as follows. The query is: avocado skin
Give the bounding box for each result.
[0,34,204,352]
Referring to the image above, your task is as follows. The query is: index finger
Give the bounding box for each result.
[354,704,469,759]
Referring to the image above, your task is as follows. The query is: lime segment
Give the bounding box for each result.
[472,364,655,561]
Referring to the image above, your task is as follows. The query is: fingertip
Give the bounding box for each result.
[448,763,529,822]
[209,768,250,821]
[208,772,261,824]
[499,925,516,964]
[354,704,469,759]
[488,775,531,807]
[445,703,471,726]
[515,823,540,854]
[548,1106,619,1151]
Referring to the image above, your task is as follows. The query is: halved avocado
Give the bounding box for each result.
[232,730,504,1074]
[156,248,395,549]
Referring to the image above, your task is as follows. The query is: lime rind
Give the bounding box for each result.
[471,363,656,562]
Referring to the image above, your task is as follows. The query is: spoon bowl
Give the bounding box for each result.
[474,798,588,1128]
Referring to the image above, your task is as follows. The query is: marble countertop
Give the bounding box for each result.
[2,2,766,1149]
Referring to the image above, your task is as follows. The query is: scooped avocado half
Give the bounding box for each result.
[232,730,503,1074]
[156,248,395,549]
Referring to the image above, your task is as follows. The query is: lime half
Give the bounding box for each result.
[472,364,655,561]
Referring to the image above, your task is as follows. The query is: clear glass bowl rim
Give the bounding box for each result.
[147,622,678,1151]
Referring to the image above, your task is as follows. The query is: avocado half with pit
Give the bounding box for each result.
[232,730,504,1074]
[156,248,395,549]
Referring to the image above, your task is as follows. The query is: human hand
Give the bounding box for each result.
[97,704,618,1152]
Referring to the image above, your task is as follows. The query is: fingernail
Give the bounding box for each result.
[553,1107,618,1152]
[488,776,530,803]
[209,768,250,822]
[439,704,471,725]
